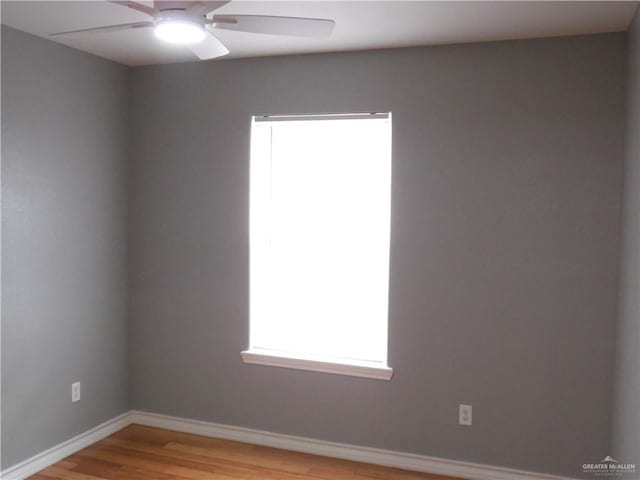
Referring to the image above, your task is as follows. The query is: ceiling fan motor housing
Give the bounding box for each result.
[154,10,207,44]
[155,9,206,28]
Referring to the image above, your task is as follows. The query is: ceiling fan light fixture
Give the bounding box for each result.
[154,18,205,44]
[49,1,336,60]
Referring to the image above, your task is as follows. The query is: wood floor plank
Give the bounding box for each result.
[39,465,106,480]
[64,455,128,478]
[27,425,461,480]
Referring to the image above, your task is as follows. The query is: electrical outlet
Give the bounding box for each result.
[72,382,81,403]
[459,404,472,426]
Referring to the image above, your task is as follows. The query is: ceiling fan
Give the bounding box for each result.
[50,1,335,60]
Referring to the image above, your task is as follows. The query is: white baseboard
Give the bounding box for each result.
[0,409,579,480]
[0,412,132,480]
[130,410,578,480]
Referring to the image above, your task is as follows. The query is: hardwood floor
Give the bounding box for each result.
[28,425,461,480]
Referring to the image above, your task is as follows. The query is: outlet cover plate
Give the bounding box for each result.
[459,404,472,425]
[72,382,81,403]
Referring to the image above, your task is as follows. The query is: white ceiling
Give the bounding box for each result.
[1,1,638,66]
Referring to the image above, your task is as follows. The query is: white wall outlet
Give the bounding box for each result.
[72,382,81,403]
[459,404,472,426]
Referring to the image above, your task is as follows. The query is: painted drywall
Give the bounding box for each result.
[1,26,130,468]
[612,6,640,469]
[128,34,626,478]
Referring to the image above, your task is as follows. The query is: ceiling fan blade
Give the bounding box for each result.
[212,15,335,38]
[110,1,156,17]
[189,30,229,60]
[197,1,230,15]
[50,22,154,37]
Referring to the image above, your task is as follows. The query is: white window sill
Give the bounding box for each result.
[240,349,393,380]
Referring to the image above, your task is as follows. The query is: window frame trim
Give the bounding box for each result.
[246,112,394,381]
[241,348,393,380]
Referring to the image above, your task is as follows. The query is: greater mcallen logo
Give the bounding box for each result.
[583,456,637,476]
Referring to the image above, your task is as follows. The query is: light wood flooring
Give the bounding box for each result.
[28,425,462,480]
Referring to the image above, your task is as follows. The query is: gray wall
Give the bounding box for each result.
[612,6,640,468]
[1,26,129,468]
[129,34,626,478]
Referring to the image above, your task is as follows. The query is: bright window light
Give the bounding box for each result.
[154,21,205,45]
[249,113,392,369]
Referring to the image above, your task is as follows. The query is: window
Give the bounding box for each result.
[243,113,392,380]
